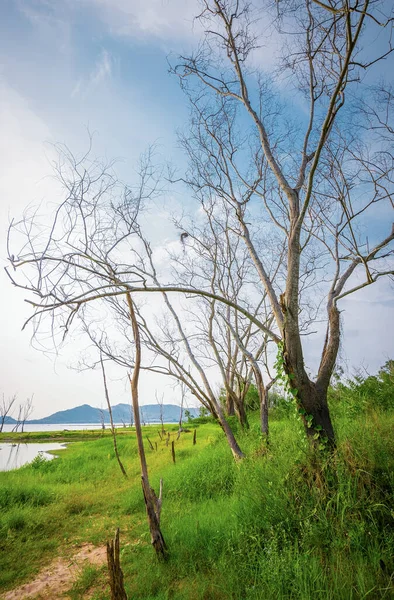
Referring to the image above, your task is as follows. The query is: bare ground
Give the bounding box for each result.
[1,543,107,600]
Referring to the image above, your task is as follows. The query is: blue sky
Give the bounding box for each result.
[0,0,393,418]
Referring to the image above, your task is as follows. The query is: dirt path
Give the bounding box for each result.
[1,543,107,600]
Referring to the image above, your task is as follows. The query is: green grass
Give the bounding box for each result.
[0,415,393,599]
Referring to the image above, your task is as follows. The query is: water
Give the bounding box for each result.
[0,442,66,471]
[0,423,127,433]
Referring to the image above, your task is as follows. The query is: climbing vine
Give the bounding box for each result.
[274,342,328,448]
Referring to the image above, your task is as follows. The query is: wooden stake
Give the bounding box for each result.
[171,440,176,464]
[193,429,197,445]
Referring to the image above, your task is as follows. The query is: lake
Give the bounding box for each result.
[0,423,127,433]
[0,442,66,471]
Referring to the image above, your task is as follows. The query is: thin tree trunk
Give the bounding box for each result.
[216,402,245,460]
[226,392,235,416]
[233,396,249,429]
[100,354,127,478]
[126,292,167,559]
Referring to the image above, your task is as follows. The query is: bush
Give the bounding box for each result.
[329,360,394,416]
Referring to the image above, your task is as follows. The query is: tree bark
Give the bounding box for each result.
[216,402,245,459]
[226,392,235,416]
[233,396,249,429]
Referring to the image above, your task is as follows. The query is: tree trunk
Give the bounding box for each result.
[283,341,335,446]
[260,385,268,440]
[126,292,168,560]
[226,392,235,416]
[298,380,335,446]
[215,402,245,460]
[100,354,127,478]
[234,397,249,429]
[281,282,336,447]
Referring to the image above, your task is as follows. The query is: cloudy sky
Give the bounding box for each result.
[0,0,393,419]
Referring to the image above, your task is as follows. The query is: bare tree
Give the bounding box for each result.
[0,393,17,433]
[12,395,34,433]
[170,0,394,446]
[155,390,166,436]
[100,354,127,478]
[170,197,282,430]
[126,292,167,559]
[98,407,106,431]
[6,144,168,555]
[178,381,187,433]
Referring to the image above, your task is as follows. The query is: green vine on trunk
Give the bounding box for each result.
[274,343,328,449]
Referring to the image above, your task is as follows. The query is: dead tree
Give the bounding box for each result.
[177,381,187,435]
[126,293,167,559]
[100,354,127,477]
[0,393,17,433]
[172,0,394,446]
[12,395,34,433]
[155,390,166,436]
[98,408,106,431]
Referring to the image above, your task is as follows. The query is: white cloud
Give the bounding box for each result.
[83,0,202,44]
[71,48,113,98]
[91,48,112,86]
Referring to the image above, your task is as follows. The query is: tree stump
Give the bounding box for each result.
[106,528,128,600]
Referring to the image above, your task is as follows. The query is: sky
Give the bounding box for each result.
[0,0,393,419]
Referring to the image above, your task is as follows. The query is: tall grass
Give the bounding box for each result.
[0,412,392,599]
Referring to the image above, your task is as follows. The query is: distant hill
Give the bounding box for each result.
[1,416,16,424]
[26,403,199,425]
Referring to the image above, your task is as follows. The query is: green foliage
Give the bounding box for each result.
[329,360,394,417]
[184,409,194,422]
[244,383,260,411]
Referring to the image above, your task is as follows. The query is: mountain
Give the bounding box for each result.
[0,416,16,424]
[27,403,199,425]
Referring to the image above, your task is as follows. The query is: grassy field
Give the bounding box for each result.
[0,411,393,599]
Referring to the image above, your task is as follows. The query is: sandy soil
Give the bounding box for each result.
[1,543,107,600]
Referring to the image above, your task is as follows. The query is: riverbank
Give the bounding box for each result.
[0,411,393,599]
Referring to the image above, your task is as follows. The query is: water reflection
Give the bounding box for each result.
[0,443,66,471]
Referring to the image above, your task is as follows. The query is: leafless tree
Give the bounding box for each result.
[6,144,168,555]
[12,395,34,433]
[170,0,394,445]
[100,354,127,478]
[178,381,187,433]
[0,393,17,433]
[126,292,167,559]
[155,390,166,436]
[98,407,106,431]
[170,196,282,430]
